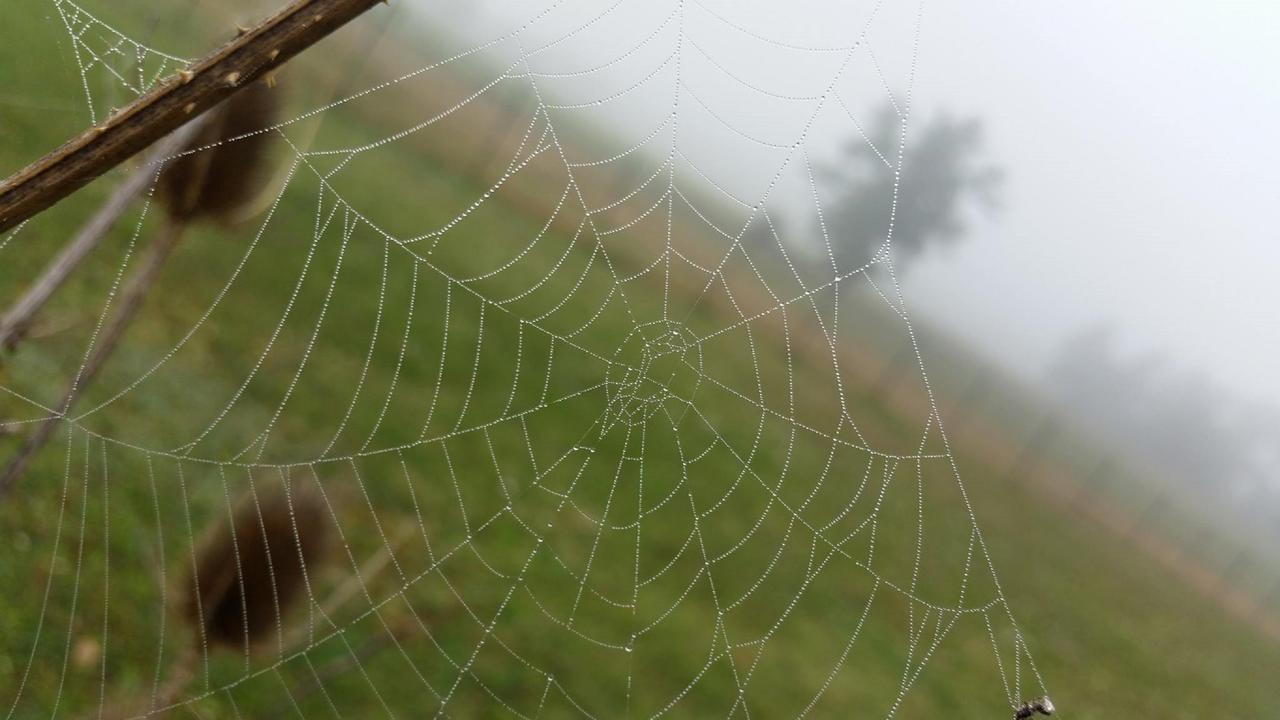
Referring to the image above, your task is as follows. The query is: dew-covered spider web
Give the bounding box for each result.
[1,0,1051,716]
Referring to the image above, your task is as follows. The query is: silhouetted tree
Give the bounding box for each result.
[1047,324,1280,510]
[817,104,1001,273]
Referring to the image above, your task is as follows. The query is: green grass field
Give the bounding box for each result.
[1,3,1277,718]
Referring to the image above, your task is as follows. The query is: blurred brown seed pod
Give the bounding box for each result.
[157,79,280,223]
[186,479,329,651]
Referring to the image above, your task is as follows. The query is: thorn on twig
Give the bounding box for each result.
[236,24,251,37]
[183,102,196,115]
[178,69,195,84]
[268,48,280,61]
[224,71,242,87]
[1013,697,1055,719]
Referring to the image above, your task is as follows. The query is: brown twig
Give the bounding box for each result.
[0,0,386,233]
[0,119,208,353]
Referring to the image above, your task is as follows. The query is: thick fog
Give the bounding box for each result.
[406,0,1280,504]
[905,0,1280,507]
[907,0,1280,404]
[418,0,1278,392]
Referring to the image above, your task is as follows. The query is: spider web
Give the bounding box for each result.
[1,0,1051,717]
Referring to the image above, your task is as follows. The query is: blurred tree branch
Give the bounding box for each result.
[0,119,207,352]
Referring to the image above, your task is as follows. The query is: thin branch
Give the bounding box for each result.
[0,217,185,497]
[151,645,201,715]
[0,118,207,353]
[283,524,417,651]
[0,0,386,233]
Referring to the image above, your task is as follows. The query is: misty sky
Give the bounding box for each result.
[414,0,1280,406]
[906,0,1280,406]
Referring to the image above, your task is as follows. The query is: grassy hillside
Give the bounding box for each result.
[0,3,1276,718]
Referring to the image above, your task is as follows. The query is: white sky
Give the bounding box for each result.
[418,0,1280,405]
[904,0,1280,403]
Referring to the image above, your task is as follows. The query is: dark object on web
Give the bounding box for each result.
[1013,697,1055,719]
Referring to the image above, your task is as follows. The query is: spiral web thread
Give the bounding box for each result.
[1,0,1051,717]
